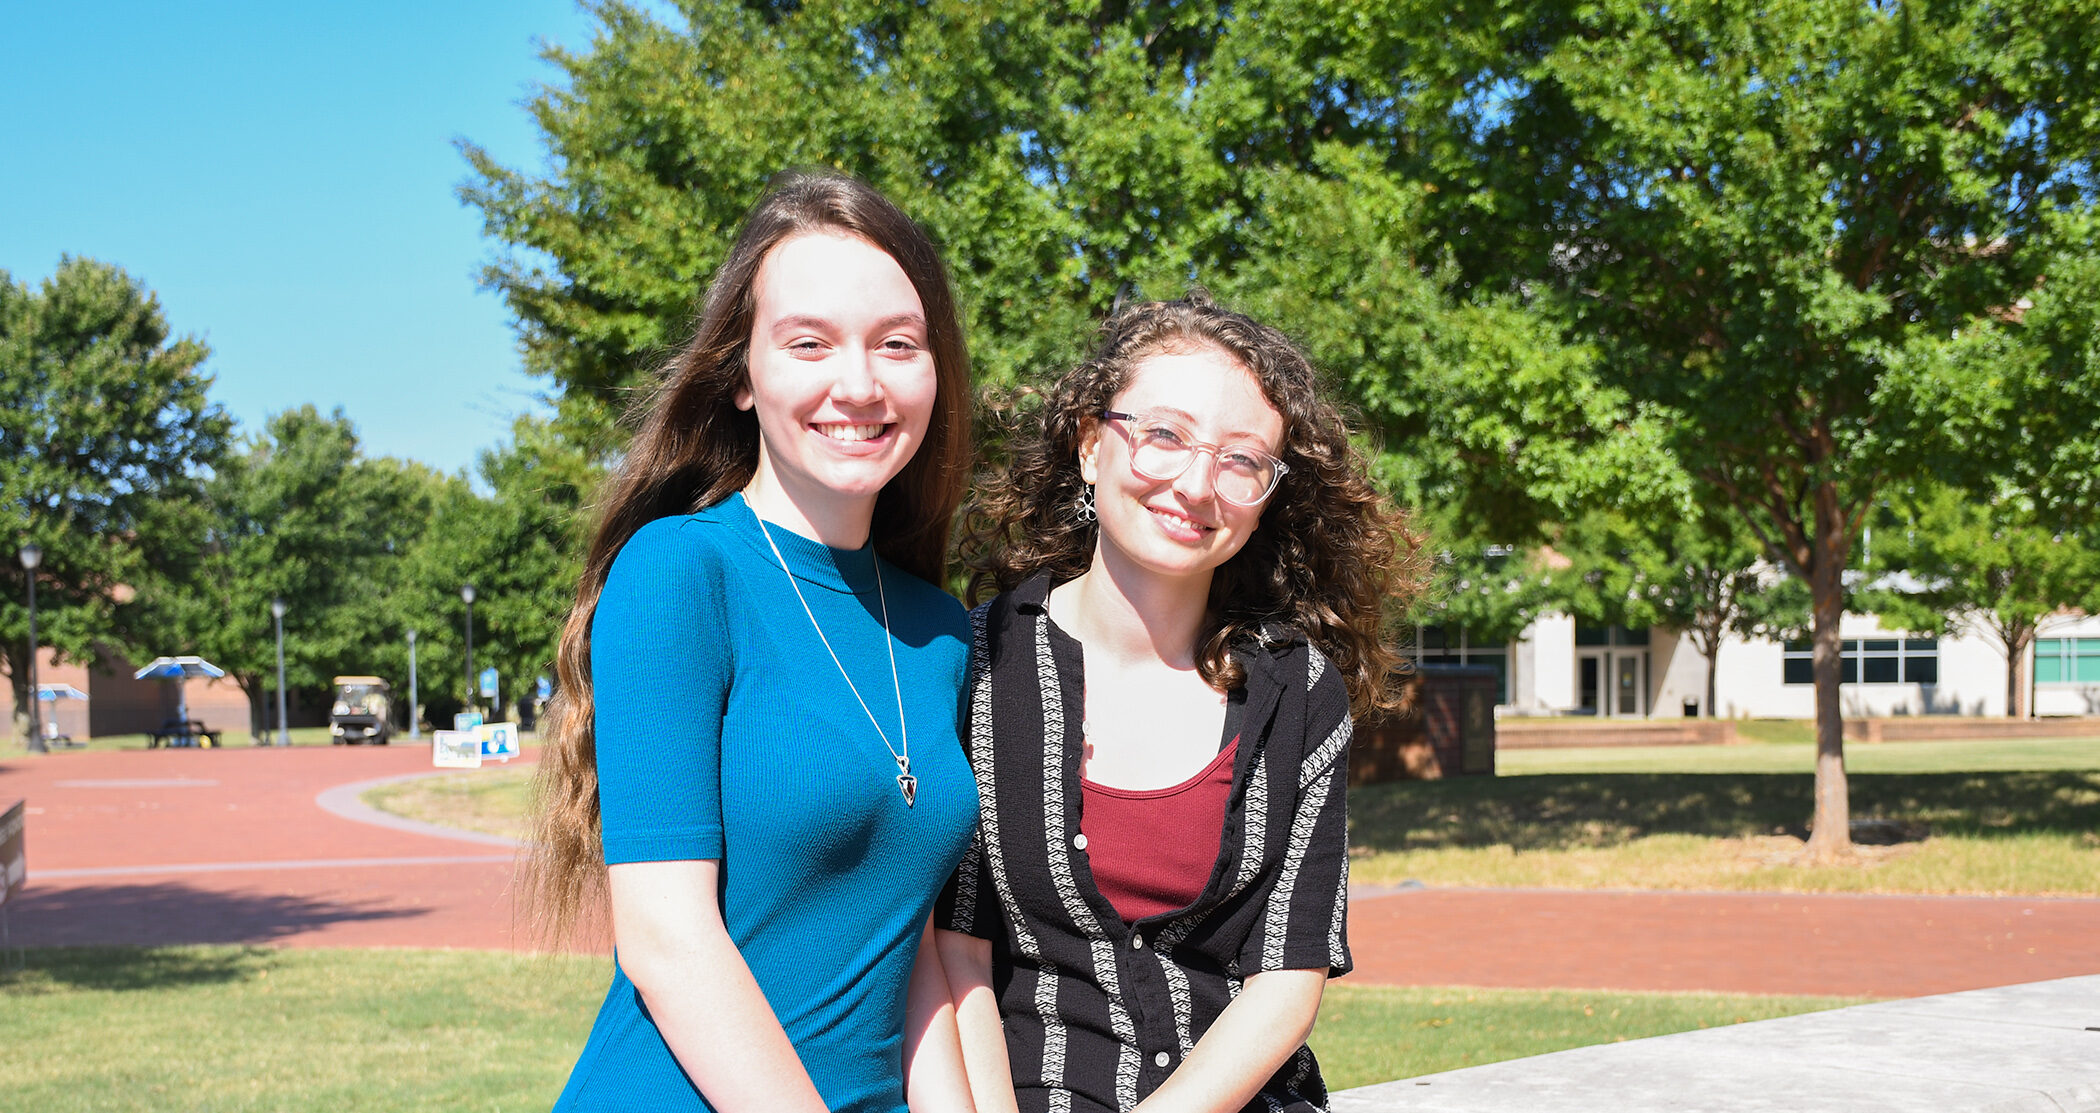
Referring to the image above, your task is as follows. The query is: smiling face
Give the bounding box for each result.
[736,230,938,540]
[1078,345,1287,586]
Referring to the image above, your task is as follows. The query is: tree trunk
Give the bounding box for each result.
[2005,624,2034,719]
[1703,639,1721,719]
[1804,487,1853,862]
[4,646,26,745]
[1685,625,1724,719]
[237,674,265,742]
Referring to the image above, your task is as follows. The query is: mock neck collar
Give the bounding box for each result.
[729,492,880,595]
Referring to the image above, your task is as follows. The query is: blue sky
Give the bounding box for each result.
[3,2,665,476]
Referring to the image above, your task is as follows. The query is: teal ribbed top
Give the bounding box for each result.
[555,493,976,1112]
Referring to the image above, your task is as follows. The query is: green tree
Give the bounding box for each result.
[1986,211,2100,524]
[1457,0,2100,856]
[1863,483,2097,719]
[150,407,417,739]
[462,1,1693,696]
[0,257,229,742]
[1554,507,1810,718]
[400,417,592,722]
[459,2,1593,451]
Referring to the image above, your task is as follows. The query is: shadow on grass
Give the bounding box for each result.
[1347,770,2100,853]
[1,944,277,993]
[3,881,424,949]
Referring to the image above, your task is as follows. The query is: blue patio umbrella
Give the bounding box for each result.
[132,656,227,725]
[37,683,88,743]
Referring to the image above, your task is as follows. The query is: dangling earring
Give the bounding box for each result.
[1076,484,1097,523]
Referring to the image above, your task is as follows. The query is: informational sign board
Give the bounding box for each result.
[1,799,27,910]
[453,711,484,732]
[476,721,518,761]
[431,730,482,769]
[479,667,499,700]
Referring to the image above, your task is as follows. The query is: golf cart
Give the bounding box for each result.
[330,676,392,745]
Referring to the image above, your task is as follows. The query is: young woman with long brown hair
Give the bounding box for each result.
[528,171,981,1112]
[933,294,1422,1113]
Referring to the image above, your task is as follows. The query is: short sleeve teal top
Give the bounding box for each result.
[554,494,978,1112]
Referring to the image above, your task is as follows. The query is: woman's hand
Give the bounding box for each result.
[1130,968,1327,1113]
[934,928,1019,1113]
[607,859,830,1113]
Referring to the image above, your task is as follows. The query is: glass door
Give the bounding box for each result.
[1614,653,1644,716]
[1578,653,1603,714]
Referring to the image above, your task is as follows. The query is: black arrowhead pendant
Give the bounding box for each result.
[895,755,917,808]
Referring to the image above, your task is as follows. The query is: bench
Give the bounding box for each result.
[147,719,220,749]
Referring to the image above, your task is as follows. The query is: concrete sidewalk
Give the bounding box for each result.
[1334,974,2100,1112]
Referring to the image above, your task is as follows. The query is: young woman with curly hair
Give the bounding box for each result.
[932,293,1422,1113]
[527,170,981,1112]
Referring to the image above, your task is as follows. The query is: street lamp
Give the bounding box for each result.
[20,543,44,754]
[271,597,289,747]
[406,628,421,740]
[460,584,476,714]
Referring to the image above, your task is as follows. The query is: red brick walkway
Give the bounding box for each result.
[4,746,2096,998]
[1346,885,2100,998]
[0,745,538,950]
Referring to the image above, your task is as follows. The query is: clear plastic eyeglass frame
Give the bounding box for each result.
[1099,410,1289,507]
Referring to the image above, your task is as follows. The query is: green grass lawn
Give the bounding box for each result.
[1309,982,1866,1088]
[1352,736,2100,895]
[0,946,1862,1107]
[0,947,602,1112]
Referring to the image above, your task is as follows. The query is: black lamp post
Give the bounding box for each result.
[271,597,289,746]
[406,628,421,740]
[460,584,476,714]
[20,543,44,754]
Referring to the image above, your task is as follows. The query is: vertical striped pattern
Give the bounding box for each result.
[1264,734,1341,971]
[1234,752,1270,897]
[1035,615,1142,1110]
[938,579,1351,1113]
[1153,918,1203,1055]
[967,603,1069,1107]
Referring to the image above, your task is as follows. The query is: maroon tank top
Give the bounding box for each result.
[1079,737,1239,923]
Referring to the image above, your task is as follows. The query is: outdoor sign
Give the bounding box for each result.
[479,667,499,700]
[431,730,482,769]
[453,711,483,732]
[476,721,518,761]
[0,799,25,911]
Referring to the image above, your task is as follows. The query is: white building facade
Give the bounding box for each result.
[1444,612,2100,719]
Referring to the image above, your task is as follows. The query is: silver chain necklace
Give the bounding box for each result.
[752,508,916,808]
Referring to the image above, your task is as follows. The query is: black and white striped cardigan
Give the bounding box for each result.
[937,574,1354,1113]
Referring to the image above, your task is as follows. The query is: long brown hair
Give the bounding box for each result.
[963,292,1423,717]
[525,170,972,944]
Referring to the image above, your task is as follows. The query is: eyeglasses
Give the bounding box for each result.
[1100,410,1289,507]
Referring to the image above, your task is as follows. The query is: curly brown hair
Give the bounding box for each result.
[962,292,1425,718]
[524,170,973,947]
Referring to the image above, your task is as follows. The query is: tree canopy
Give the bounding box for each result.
[0,257,229,739]
[1441,0,2100,854]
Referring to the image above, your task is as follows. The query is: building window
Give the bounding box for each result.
[1783,637,1938,685]
[1575,624,1649,647]
[1416,626,1509,704]
[2036,638,2100,684]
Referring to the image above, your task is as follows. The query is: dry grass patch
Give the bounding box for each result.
[363,766,535,842]
[1350,766,2100,896]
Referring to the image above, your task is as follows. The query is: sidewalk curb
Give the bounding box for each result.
[314,770,526,849]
